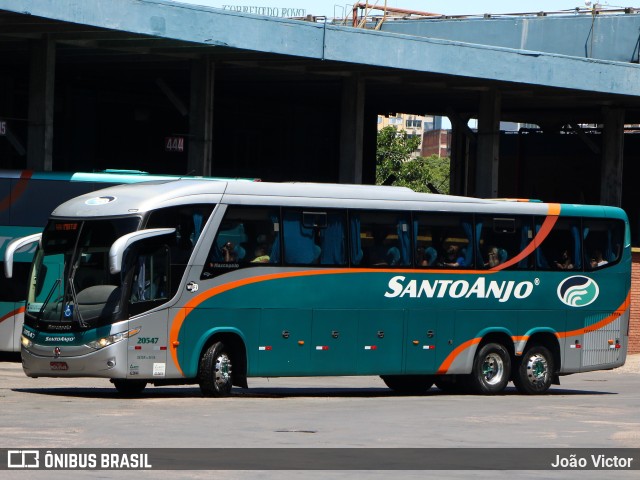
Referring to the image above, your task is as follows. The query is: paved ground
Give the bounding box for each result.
[0,353,638,479]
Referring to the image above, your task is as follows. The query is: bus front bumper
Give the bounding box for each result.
[21,341,128,378]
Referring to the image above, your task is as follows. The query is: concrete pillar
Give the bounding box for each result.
[27,36,56,171]
[600,107,625,207]
[475,90,501,198]
[447,108,476,196]
[339,73,365,184]
[188,56,214,176]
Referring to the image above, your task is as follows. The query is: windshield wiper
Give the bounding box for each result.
[37,278,61,320]
[68,261,87,328]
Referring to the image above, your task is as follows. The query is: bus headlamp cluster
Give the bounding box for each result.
[88,328,140,350]
[20,336,33,349]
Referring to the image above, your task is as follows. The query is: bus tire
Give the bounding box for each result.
[112,379,147,395]
[513,345,554,395]
[470,342,511,394]
[380,375,434,394]
[199,341,233,397]
[434,375,473,394]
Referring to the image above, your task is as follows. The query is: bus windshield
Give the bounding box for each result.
[26,217,140,326]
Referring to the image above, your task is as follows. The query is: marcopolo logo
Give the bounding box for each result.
[557,276,599,307]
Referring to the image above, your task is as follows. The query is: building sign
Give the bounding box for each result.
[0,121,6,136]
[165,136,184,152]
[221,5,306,17]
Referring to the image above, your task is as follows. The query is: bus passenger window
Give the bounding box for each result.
[536,217,582,271]
[414,213,472,269]
[357,211,411,267]
[282,209,322,265]
[477,216,534,270]
[583,218,624,270]
[201,206,281,279]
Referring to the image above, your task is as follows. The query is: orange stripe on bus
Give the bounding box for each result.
[432,290,629,374]
[558,292,630,338]
[168,267,495,373]
[436,337,481,374]
[0,170,33,212]
[491,203,560,271]
[0,306,26,324]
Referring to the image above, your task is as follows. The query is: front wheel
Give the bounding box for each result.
[380,375,434,394]
[199,341,233,397]
[513,345,554,395]
[112,379,147,396]
[469,342,511,394]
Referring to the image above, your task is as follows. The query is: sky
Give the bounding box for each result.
[173,1,614,18]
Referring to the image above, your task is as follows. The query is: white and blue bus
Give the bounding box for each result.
[5,179,630,395]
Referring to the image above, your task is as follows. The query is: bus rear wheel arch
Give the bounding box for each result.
[469,342,511,394]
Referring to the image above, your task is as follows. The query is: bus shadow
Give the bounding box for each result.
[0,352,20,362]
[12,385,617,399]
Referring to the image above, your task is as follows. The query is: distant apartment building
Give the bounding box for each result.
[377,113,450,158]
[421,129,451,157]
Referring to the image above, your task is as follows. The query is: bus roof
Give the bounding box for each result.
[49,179,627,221]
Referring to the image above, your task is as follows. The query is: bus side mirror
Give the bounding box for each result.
[4,233,42,279]
[109,228,175,275]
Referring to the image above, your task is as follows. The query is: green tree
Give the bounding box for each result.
[376,126,450,194]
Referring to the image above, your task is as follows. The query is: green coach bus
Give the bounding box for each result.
[4,179,630,396]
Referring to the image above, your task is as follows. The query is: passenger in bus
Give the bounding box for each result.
[251,244,270,263]
[590,249,608,269]
[418,246,438,267]
[484,246,499,268]
[554,249,574,270]
[443,244,466,268]
[221,241,238,262]
[367,227,396,266]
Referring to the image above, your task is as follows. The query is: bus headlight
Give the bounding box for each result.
[88,327,140,350]
[21,335,33,349]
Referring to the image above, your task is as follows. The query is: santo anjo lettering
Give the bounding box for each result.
[384,276,536,302]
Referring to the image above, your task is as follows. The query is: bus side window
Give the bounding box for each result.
[583,218,624,270]
[477,215,534,269]
[145,204,213,295]
[201,206,281,279]
[536,217,582,271]
[414,213,472,269]
[282,209,322,265]
[358,211,411,267]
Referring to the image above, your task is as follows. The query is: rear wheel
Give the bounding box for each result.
[112,379,147,396]
[380,375,434,394]
[199,341,233,397]
[513,345,554,395]
[469,342,511,394]
[434,375,473,394]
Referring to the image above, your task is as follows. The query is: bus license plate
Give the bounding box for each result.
[50,362,68,371]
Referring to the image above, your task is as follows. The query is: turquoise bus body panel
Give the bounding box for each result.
[172,266,629,378]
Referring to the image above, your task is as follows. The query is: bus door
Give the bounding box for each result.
[311,309,358,375]
[258,309,311,376]
[126,246,170,380]
[356,309,403,375]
